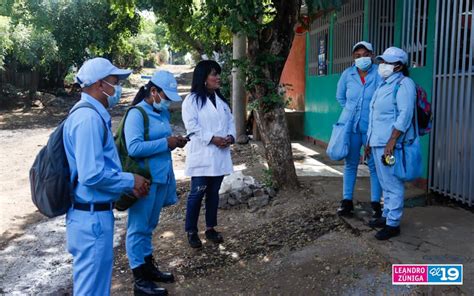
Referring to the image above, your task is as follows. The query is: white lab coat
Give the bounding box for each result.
[182,93,236,177]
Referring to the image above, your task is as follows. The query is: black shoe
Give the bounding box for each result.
[187,232,202,248]
[132,265,168,296]
[144,255,175,283]
[375,225,401,240]
[336,200,354,217]
[371,202,382,218]
[368,217,386,228]
[205,229,224,244]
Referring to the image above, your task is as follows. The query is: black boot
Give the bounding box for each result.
[187,232,202,248]
[336,200,353,217]
[132,264,168,296]
[368,217,386,228]
[144,255,175,283]
[371,202,382,218]
[375,225,401,240]
[205,229,224,244]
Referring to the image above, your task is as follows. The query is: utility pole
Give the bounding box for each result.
[232,32,248,144]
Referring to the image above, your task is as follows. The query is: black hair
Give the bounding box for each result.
[190,60,229,108]
[131,81,163,105]
[395,62,410,77]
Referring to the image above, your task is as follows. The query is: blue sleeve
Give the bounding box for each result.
[124,108,169,158]
[69,111,135,193]
[393,78,416,133]
[336,70,348,107]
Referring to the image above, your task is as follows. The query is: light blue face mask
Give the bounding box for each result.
[102,80,122,108]
[354,57,372,71]
[153,93,171,111]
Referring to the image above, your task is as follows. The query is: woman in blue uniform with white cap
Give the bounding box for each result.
[123,70,187,295]
[335,41,383,218]
[366,47,417,240]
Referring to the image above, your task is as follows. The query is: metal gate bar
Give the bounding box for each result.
[430,0,474,205]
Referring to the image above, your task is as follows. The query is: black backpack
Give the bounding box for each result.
[29,102,107,218]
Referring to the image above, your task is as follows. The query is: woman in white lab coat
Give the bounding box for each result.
[182,60,236,248]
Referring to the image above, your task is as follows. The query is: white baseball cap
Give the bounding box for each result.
[376,47,409,65]
[352,41,374,52]
[150,70,181,101]
[75,57,132,88]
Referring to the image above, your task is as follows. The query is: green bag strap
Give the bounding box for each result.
[133,106,150,141]
[119,105,151,179]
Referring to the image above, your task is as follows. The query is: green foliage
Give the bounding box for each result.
[0,16,12,70]
[218,50,233,100]
[9,22,58,71]
[1,0,142,87]
[262,168,274,188]
[118,0,233,56]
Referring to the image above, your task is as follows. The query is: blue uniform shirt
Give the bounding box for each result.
[336,64,381,133]
[124,100,174,184]
[367,72,417,147]
[63,93,135,203]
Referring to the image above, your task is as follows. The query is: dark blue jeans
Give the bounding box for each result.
[185,176,224,233]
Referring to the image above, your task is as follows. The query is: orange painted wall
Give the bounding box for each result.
[280,32,306,111]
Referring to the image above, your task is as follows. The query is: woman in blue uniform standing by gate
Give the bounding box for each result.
[124,70,187,295]
[366,47,417,240]
[335,41,383,218]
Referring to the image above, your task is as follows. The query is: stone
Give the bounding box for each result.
[240,187,253,201]
[252,188,265,197]
[236,134,250,144]
[228,194,239,206]
[248,195,269,211]
[218,193,230,209]
[229,191,242,203]
[264,187,277,198]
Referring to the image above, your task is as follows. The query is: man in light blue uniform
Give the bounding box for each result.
[123,71,185,295]
[63,57,150,295]
[335,41,383,217]
[367,47,416,240]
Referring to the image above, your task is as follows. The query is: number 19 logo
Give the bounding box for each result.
[428,265,463,284]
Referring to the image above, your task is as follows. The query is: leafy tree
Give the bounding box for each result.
[114,0,232,56]
[4,0,141,88]
[0,16,12,70]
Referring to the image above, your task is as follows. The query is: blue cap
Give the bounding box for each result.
[352,41,374,52]
[376,47,409,65]
[151,70,181,101]
[75,57,132,88]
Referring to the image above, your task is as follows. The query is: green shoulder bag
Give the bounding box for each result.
[115,106,152,211]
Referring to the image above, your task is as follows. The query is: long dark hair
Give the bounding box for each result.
[132,81,163,105]
[396,62,410,77]
[190,60,228,108]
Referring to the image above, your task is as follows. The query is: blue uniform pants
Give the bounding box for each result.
[343,132,382,202]
[126,183,169,269]
[66,208,115,296]
[185,176,224,233]
[372,147,405,227]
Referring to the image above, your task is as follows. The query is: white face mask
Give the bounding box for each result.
[354,57,372,71]
[102,80,122,108]
[152,92,170,111]
[378,63,395,79]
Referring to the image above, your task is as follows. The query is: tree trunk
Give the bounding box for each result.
[254,106,299,189]
[232,33,247,143]
[245,0,300,189]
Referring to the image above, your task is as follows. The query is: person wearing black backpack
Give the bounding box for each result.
[122,71,186,296]
[365,47,419,240]
[63,58,150,296]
